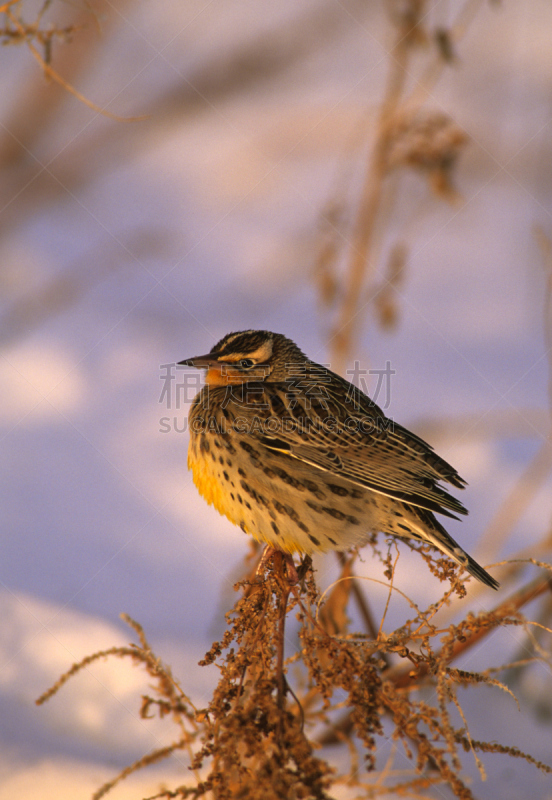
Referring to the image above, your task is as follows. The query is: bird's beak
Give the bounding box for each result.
[178,352,220,368]
[178,351,236,387]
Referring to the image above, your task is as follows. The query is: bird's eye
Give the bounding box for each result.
[240,358,255,369]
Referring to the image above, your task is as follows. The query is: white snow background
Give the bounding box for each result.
[1,1,552,797]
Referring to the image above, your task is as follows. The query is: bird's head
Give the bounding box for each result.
[179,329,307,386]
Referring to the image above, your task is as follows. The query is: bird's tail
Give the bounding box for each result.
[411,508,499,590]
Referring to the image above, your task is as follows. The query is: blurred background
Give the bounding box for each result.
[1,0,552,797]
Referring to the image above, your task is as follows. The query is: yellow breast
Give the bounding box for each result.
[187,441,244,528]
[186,423,361,556]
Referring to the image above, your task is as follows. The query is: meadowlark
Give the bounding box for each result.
[179,330,498,589]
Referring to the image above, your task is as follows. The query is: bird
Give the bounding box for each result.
[179,329,498,590]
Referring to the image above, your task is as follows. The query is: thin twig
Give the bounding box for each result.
[274,553,291,744]
[5,7,147,122]
[391,574,552,689]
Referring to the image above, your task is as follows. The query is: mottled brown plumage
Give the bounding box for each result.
[180,330,498,589]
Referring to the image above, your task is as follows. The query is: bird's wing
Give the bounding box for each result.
[248,374,467,518]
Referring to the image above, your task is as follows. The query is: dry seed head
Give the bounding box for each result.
[386,111,468,173]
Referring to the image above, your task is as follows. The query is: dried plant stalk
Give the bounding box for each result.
[37,554,552,800]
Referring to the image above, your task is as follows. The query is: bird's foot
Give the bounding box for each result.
[256,546,300,585]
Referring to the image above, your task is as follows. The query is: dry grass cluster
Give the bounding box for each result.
[37,549,552,800]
